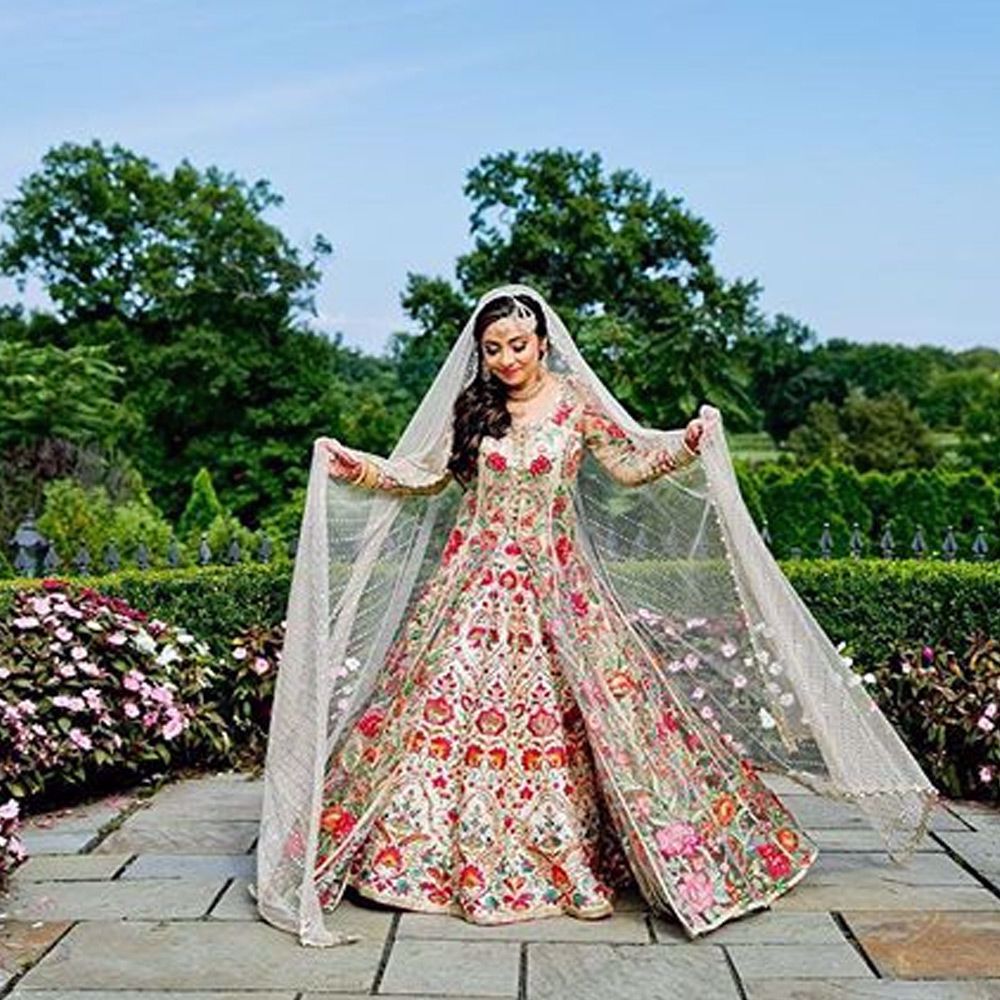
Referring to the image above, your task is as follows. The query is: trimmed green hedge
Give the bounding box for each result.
[3,559,997,673]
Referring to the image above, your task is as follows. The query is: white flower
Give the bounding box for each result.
[863,672,876,685]
[70,645,88,661]
[176,632,195,645]
[13,615,40,629]
[55,626,74,642]
[754,649,771,664]
[977,716,995,733]
[985,703,998,719]
[720,640,738,658]
[0,798,20,820]
[684,617,707,629]
[768,661,783,676]
[765,681,782,696]
[847,673,863,687]
[344,657,361,672]
[700,705,714,720]
[841,655,854,668]
[133,629,156,654]
[155,644,181,667]
[758,708,776,730]
[107,631,127,646]
[732,673,747,689]
[683,652,700,671]
[778,692,795,707]
[691,686,705,701]
[232,647,248,661]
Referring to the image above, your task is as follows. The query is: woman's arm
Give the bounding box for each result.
[324,440,453,496]
[573,379,699,486]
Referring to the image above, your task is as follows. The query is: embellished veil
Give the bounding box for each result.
[255,283,938,947]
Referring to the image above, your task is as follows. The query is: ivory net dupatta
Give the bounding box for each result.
[255,283,938,947]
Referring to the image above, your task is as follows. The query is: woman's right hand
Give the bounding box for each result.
[323,439,362,481]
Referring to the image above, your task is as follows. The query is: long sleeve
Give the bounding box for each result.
[573,378,698,486]
[336,445,453,496]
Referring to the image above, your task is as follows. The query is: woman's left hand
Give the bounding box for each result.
[683,418,705,454]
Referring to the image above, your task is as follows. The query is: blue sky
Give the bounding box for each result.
[1,0,997,354]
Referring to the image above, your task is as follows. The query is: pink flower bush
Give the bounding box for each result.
[0,579,229,878]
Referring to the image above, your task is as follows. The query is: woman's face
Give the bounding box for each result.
[480,315,545,390]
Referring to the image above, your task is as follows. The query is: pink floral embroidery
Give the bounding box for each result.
[679,870,716,915]
[656,821,702,859]
[570,591,589,616]
[486,451,507,472]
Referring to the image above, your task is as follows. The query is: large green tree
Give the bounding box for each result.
[394,148,763,428]
[0,140,359,523]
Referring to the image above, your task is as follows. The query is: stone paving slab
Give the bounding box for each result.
[652,910,846,945]
[743,980,1000,999]
[92,818,258,854]
[378,938,521,997]
[138,775,263,822]
[772,883,1000,913]
[1,877,224,921]
[805,829,944,852]
[208,881,395,943]
[782,797,969,832]
[842,910,1000,978]
[121,852,256,880]
[14,921,385,993]
[11,854,130,882]
[0,921,72,986]
[7,993,295,999]
[17,831,99,856]
[726,943,874,980]
[810,850,980,886]
[396,906,650,943]
[526,941,741,999]
[937,831,1000,879]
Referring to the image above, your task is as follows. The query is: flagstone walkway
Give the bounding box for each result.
[2,771,999,999]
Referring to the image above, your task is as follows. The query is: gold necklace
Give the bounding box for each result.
[507,369,549,402]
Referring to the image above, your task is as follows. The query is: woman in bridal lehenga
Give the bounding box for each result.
[254,284,939,948]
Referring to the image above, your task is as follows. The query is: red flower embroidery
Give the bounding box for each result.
[527,707,557,738]
[499,569,518,589]
[357,708,385,739]
[522,748,543,770]
[657,708,680,736]
[442,528,464,564]
[465,744,484,766]
[552,495,569,516]
[553,401,573,426]
[319,805,356,839]
[605,419,627,439]
[545,745,568,767]
[606,670,636,698]
[570,591,589,617]
[529,454,552,476]
[486,452,507,472]
[488,747,508,769]
[459,864,485,892]
[476,707,507,736]
[373,845,403,873]
[756,843,792,879]
[504,542,522,556]
[428,735,452,759]
[423,696,454,725]
[479,568,494,587]
[554,534,573,566]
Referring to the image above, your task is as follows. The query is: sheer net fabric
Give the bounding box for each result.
[255,284,938,947]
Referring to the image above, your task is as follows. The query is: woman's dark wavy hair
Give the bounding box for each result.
[447,293,549,487]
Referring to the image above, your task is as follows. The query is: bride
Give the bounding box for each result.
[254,284,938,947]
